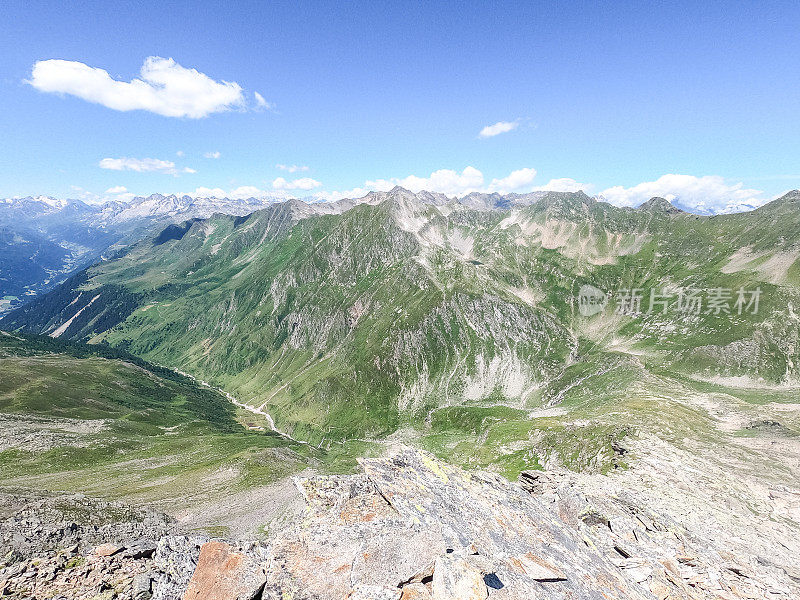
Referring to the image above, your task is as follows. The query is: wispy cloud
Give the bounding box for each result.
[276,164,309,173]
[254,91,274,111]
[27,57,254,118]
[479,120,519,138]
[272,176,322,191]
[99,157,195,175]
[203,151,221,159]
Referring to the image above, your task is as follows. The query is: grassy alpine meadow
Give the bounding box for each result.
[0,331,340,520]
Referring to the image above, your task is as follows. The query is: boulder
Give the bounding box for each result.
[350,528,445,588]
[346,584,402,599]
[123,539,158,560]
[432,555,487,600]
[94,543,122,557]
[152,536,205,600]
[399,583,433,600]
[182,541,265,600]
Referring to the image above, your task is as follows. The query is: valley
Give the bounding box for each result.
[0,331,337,538]
[4,3,798,596]
[2,189,799,599]
[0,194,289,316]
[4,189,800,465]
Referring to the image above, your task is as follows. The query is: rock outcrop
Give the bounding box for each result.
[269,448,647,599]
[183,541,265,600]
[1,446,798,599]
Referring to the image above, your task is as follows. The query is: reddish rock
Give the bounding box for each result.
[400,583,434,599]
[509,552,566,581]
[94,543,122,557]
[182,541,265,600]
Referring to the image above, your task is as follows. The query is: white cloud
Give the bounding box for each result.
[276,164,309,173]
[313,187,374,202]
[479,120,519,138]
[254,91,274,110]
[71,185,135,204]
[69,186,103,204]
[272,176,322,191]
[176,150,185,157]
[366,167,486,196]
[204,151,221,159]
[28,57,248,118]
[598,174,768,214]
[99,157,195,175]
[99,157,173,172]
[533,178,592,193]
[488,168,537,192]
[190,187,227,197]
[316,166,555,201]
[104,185,136,201]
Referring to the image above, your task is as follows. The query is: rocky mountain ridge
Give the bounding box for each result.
[3,182,800,598]
[2,446,797,599]
[4,188,797,317]
[5,189,800,450]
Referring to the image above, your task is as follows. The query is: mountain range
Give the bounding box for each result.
[0,194,291,315]
[4,187,799,473]
[2,188,782,316]
[2,187,799,599]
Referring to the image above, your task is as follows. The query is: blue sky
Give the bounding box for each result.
[1,0,799,212]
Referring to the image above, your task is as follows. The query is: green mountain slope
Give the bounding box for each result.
[0,330,311,518]
[4,189,800,473]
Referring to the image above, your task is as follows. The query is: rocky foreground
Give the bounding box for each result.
[2,446,798,600]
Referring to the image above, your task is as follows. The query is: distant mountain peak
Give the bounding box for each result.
[542,190,594,203]
[388,185,413,194]
[638,196,684,214]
